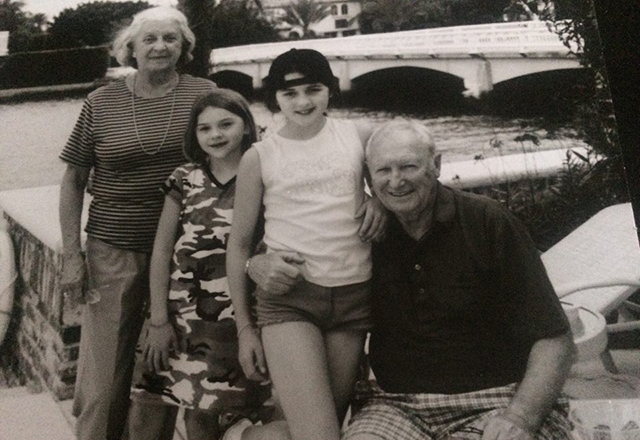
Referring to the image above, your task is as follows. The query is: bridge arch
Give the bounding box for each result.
[490,57,583,86]
[486,68,590,117]
[346,66,466,110]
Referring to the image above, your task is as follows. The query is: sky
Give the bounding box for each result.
[22,0,178,21]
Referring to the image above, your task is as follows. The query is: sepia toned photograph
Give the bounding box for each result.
[1,1,638,439]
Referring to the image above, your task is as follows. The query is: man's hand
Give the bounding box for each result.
[356,196,387,242]
[238,327,269,382]
[248,252,304,295]
[481,411,536,440]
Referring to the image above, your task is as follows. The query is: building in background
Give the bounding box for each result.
[261,0,362,39]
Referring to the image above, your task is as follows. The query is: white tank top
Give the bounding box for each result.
[254,118,372,287]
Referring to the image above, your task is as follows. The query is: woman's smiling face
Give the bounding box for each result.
[131,19,183,74]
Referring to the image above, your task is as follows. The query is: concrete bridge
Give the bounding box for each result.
[209,21,581,98]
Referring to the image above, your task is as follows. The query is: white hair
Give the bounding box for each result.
[111,6,196,68]
[366,120,438,169]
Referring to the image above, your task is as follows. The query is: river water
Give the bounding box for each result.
[0,97,587,191]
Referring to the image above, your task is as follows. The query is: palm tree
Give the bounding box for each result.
[360,0,452,33]
[178,0,215,77]
[0,0,26,32]
[282,0,331,38]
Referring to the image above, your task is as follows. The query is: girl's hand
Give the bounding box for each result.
[143,322,178,373]
[356,196,388,242]
[238,327,268,382]
[61,251,86,306]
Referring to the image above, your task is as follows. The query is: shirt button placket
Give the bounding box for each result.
[413,263,427,298]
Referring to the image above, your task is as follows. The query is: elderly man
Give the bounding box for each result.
[246,121,576,440]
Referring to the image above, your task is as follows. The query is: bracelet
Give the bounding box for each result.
[244,257,252,275]
[149,320,170,328]
[237,322,256,337]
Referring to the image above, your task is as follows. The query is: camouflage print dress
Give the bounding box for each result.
[131,163,268,413]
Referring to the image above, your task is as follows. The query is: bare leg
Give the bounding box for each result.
[324,330,367,423]
[127,400,178,440]
[243,420,291,440]
[261,321,340,440]
[184,408,220,440]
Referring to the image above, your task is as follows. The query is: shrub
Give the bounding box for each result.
[0,46,109,89]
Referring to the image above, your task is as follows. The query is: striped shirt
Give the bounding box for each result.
[60,74,216,252]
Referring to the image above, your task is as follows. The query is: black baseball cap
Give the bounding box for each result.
[265,48,338,92]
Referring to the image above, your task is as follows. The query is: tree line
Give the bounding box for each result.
[1,0,570,56]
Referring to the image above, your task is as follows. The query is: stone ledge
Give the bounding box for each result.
[0,185,89,252]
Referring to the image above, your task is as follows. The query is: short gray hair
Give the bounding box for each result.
[366,120,437,166]
[111,6,196,68]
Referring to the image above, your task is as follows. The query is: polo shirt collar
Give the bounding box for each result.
[432,182,456,227]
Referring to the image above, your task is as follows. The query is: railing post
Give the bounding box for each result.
[332,59,352,91]
[252,63,263,89]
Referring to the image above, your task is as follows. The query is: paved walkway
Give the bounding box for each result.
[1,350,638,439]
[0,387,74,440]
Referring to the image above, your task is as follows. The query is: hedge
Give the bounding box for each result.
[0,46,109,89]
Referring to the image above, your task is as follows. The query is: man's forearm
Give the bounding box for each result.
[506,332,576,431]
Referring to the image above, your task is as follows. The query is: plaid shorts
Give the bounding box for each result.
[343,381,573,440]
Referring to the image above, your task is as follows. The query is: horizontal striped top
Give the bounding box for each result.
[59,74,216,252]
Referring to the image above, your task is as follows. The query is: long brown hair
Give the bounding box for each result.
[183,89,258,165]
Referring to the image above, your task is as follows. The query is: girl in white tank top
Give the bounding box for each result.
[227,49,386,440]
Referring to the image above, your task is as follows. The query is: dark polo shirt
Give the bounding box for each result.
[369,183,569,394]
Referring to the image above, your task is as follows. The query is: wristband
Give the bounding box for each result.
[244,257,252,274]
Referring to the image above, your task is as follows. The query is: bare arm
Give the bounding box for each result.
[226,147,268,381]
[59,164,90,302]
[144,196,181,372]
[354,120,387,241]
[482,331,576,439]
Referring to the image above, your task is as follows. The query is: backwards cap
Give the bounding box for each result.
[265,48,338,91]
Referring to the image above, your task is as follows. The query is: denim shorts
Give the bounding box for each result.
[255,279,372,332]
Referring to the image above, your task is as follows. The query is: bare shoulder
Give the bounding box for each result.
[238,147,262,178]
[353,120,375,145]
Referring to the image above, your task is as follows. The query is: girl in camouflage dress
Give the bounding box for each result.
[129,89,270,440]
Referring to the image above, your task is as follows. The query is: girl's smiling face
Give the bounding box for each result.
[196,106,247,162]
[275,72,330,131]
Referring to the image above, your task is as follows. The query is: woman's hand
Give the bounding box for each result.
[238,327,268,383]
[356,195,388,242]
[61,251,86,306]
[143,322,178,373]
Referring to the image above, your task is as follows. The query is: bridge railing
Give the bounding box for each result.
[210,21,578,66]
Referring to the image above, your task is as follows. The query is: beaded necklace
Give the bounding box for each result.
[131,73,179,156]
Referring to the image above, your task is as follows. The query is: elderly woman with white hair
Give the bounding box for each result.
[58,6,215,439]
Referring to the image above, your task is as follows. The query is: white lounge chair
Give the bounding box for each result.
[541,202,640,371]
